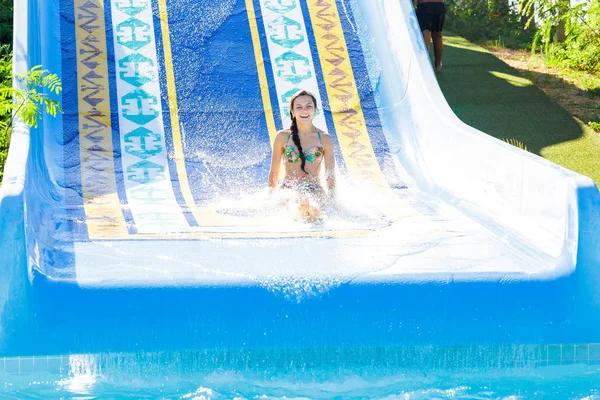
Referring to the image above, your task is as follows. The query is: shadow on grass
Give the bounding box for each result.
[512,68,600,126]
[435,35,586,156]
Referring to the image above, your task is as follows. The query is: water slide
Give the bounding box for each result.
[1,0,599,356]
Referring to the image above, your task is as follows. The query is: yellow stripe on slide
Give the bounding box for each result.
[307,0,388,189]
[245,0,286,183]
[93,227,379,240]
[158,0,282,229]
[245,0,278,145]
[74,0,128,239]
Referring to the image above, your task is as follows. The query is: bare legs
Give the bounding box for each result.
[432,31,443,71]
[422,29,432,51]
[297,196,320,222]
[279,185,324,223]
[422,30,443,71]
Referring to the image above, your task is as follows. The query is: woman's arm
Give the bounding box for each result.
[323,134,336,193]
[267,131,287,190]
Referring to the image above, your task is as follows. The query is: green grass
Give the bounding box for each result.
[507,51,600,129]
[436,35,600,187]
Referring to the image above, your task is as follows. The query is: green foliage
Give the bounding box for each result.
[0,44,10,180]
[0,65,63,130]
[0,0,11,46]
[519,0,600,71]
[448,0,600,71]
[586,87,600,98]
[544,42,600,71]
[590,121,600,132]
[502,138,529,151]
[445,0,535,49]
[0,63,63,181]
[0,0,11,180]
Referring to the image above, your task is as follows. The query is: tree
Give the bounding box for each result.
[489,0,510,16]
[520,0,600,70]
[521,1,536,30]
[556,0,571,42]
[0,65,62,134]
[0,0,11,46]
[520,0,599,49]
[0,65,63,180]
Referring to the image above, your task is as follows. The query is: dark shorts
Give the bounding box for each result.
[416,2,446,33]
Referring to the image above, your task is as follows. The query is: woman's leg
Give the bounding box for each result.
[296,184,325,222]
[296,196,320,222]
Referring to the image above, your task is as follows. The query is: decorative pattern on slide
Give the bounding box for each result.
[307,0,388,188]
[74,0,128,239]
[258,0,328,131]
[109,0,189,234]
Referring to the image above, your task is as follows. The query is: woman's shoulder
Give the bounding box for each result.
[276,129,292,138]
[317,129,333,143]
[274,129,292,144]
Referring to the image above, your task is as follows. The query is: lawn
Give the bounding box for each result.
[436,35,600,187]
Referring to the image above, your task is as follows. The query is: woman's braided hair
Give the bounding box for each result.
[289,90,318,174]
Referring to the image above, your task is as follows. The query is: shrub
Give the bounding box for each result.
[521,0,600,72]
[445,0,535,49]
[0,63,63,181]
[0,44,10,180]
[586,87,600,98]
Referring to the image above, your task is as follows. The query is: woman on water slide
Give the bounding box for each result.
[267,90,336,221]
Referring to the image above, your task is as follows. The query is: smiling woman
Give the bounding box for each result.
[267,89,336,222]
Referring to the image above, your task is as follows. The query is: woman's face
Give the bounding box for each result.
[292,95,316,123]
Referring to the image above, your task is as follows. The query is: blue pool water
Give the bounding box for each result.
[2,347,600,398]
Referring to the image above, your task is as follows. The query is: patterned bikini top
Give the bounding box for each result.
[284,130,324,164]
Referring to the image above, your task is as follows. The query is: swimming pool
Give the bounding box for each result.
[3,346,600,398]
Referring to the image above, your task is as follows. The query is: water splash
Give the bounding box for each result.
[56,354,99,395]
[181,386,215,400]
[200,177,427,301]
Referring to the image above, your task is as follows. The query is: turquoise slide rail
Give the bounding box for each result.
[0,0,599,356]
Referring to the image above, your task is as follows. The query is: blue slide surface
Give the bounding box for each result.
[0,0,599,356]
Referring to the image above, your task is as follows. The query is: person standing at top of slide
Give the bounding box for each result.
[413,0,446,71]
